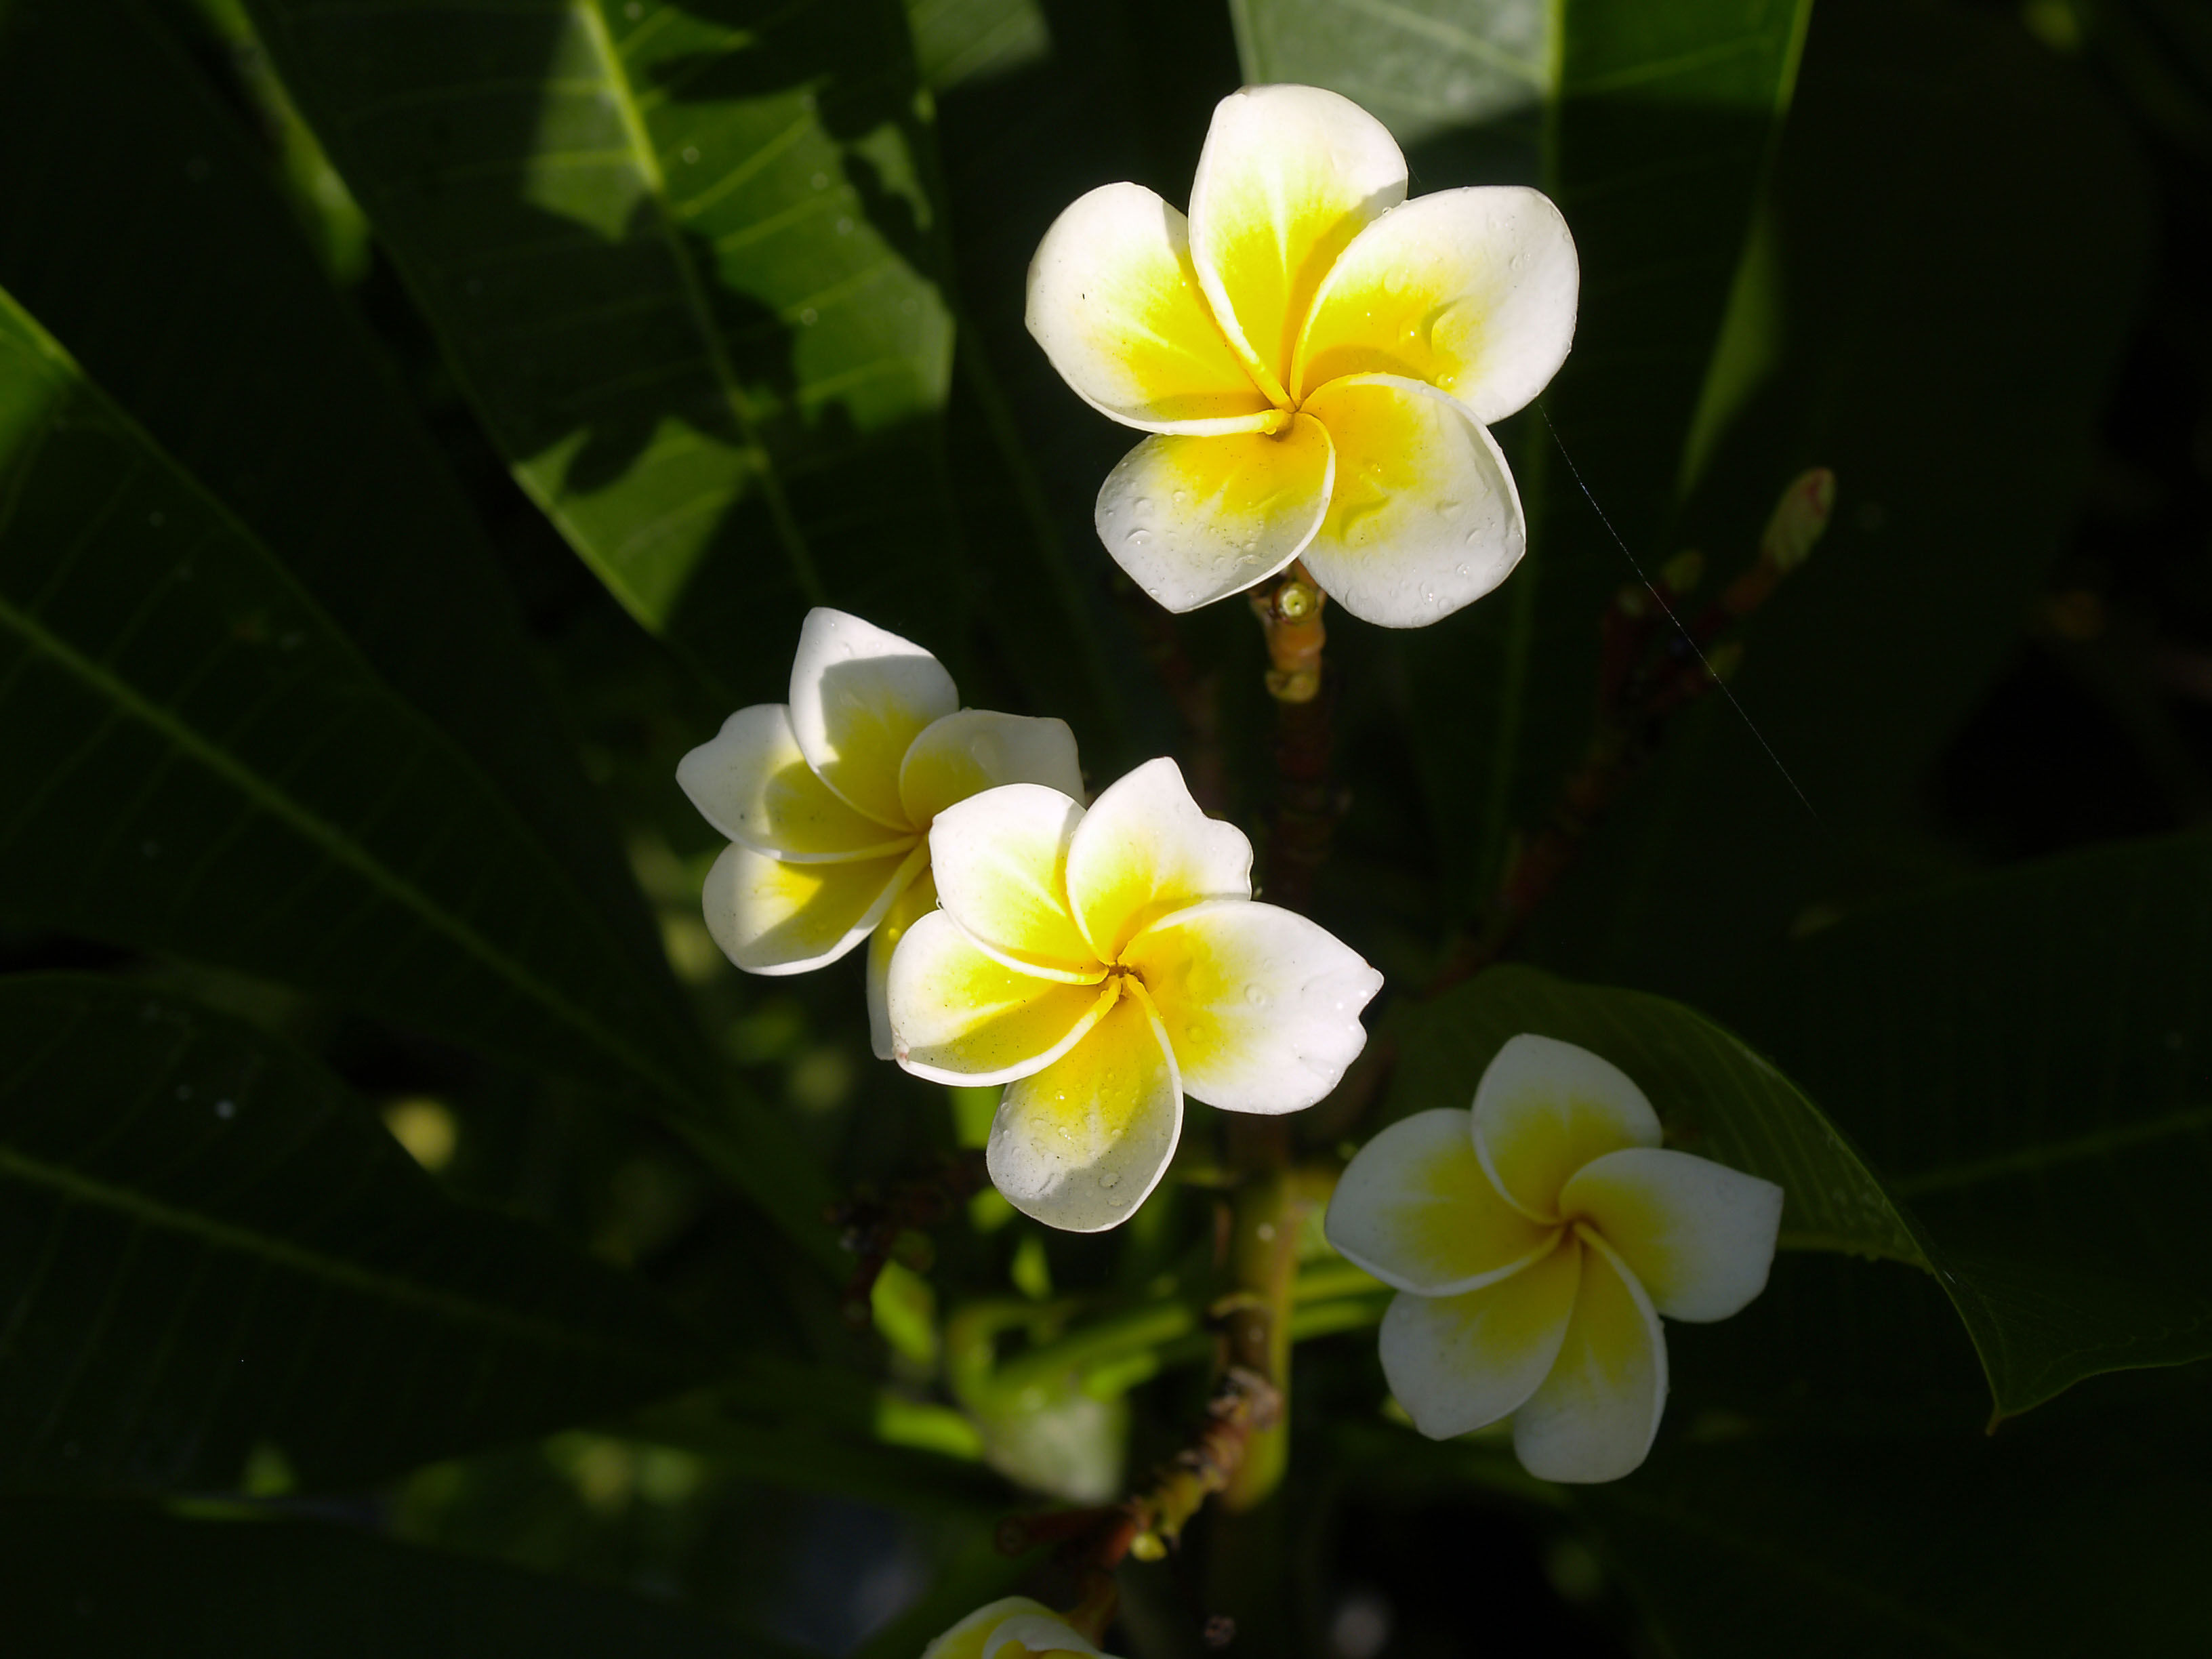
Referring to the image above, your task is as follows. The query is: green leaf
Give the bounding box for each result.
[1523,0,2152,999]
[0,976,712,1494]
[0,288,836,1269]
[1386,964,1927,1269]
[240,0,967,698]
[1393,949,2212,1423]
[1732,832,2212,1418]
[0,0,675,1018]
[1232,0,1814,890]
[3,1499,814,1657]
[0,288,698,1100]
[1578,1372,2212,1658]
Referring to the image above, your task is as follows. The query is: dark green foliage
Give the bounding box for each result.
[0,0,2205,1652]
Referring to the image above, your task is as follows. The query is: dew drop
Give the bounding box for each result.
[800,306,818,325]
[1456,562,1471,578]
[1099,1170,1121,1189]
[680,145,699,164]
[1243,983,1270,1006]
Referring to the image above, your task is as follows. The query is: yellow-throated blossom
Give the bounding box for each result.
[677,607,1082,1057]
[886,758,1382,1231]
[922,1597,1118,1659]
[1027,83,1578,628]
[1325,1035,1782,1482]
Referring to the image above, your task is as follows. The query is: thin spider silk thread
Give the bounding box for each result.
[1535,401,1824,830]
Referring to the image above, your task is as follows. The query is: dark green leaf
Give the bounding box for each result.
[0,288,703,1101]
[1,1499,813,1657]
[1578,1371,2212,1658]
[0,976,710,1493]
[1524,0,2152,997]
[0,0,674,1006]
[1233,0,1813,892]
[241,0,969,700]
[1732,832,2212,1418]
[1386,964,1926,1268]
[1394,951,2212,1421]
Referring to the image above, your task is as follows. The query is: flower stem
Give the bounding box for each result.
[1248,562,1336,913]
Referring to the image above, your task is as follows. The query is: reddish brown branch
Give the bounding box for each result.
[1250,564,1338,914]
[824,1148,988,1326]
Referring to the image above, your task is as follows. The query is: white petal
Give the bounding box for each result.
[983,1614,1110,1659]
[928,783,1100,979]
[899,709,1086,828]
[700,840,922,975]
[787,608,958,828]
[1513,1228,1668,1483]
[1560,1147,1783,1323]
[1296,374,1524,628]
[987,984,1183,1235]
[887,911,1116,1085]
[1187,84,1407,403]
[1064,757,1252,962]
[676,703,916,862]
[1025,181,1275,435]
[1378,1237,1581,1441]
[1118,898,1382,1114]
[1094,417,1335,613]
[866,868,937,1061]
[922,1599,1057,1659]
[1473,1034,1662,1223]
[1326,1109,1559,1294]
[1296,186,1579,422]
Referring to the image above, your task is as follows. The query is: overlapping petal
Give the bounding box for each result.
[1094,417,1334,613]
[1561,1147,1784,1323]
[983,1614,1110,1659]
[1025,182,1275,434]
[987,985,1183,1233]
[1120,899,1382,1113]
[1065,758,1252,961]
[928,784,1099,979]
[676,703,918,861]
[1326,1109,1559,1294]
[899,709,1085,828]
[1296,186,1579,422]
[1474,1034,1662,1223]
[1296,374,1524,628]
[1188,85,1407,402]
[885,912,1116,1084]
[925,1599,1112,1659]
[700,840,924,976]
[1377,1235,1581,1441]
[865,867,937,1061]
[788,608,958,827]
[1512,1228,1668,1483]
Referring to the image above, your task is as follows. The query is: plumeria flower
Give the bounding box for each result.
[677,608,1082,1057]
[1027,83,1577,628]
[886,758,1382,1231]
[1325,1035,1782,1482]
[922,1597,1118,1659]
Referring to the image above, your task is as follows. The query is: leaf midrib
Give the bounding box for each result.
[0,1143,681,1367]
[569,0,827,608]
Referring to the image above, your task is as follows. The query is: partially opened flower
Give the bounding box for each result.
[922,1597,1118,1659]
[677,608,1082,1056]
[887,758,1383,1231]
[1027,83,1577,628]
[1325,1035,1782,1482]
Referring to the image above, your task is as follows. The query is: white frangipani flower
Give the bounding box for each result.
[1026,83,1578,628]
[1325,1034,1783,1483]
[886,758,1383,1232]
[922,1597,1119,1659]
[676,607,1082,1057]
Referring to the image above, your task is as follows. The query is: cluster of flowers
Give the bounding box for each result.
[676,88,1784,1589]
